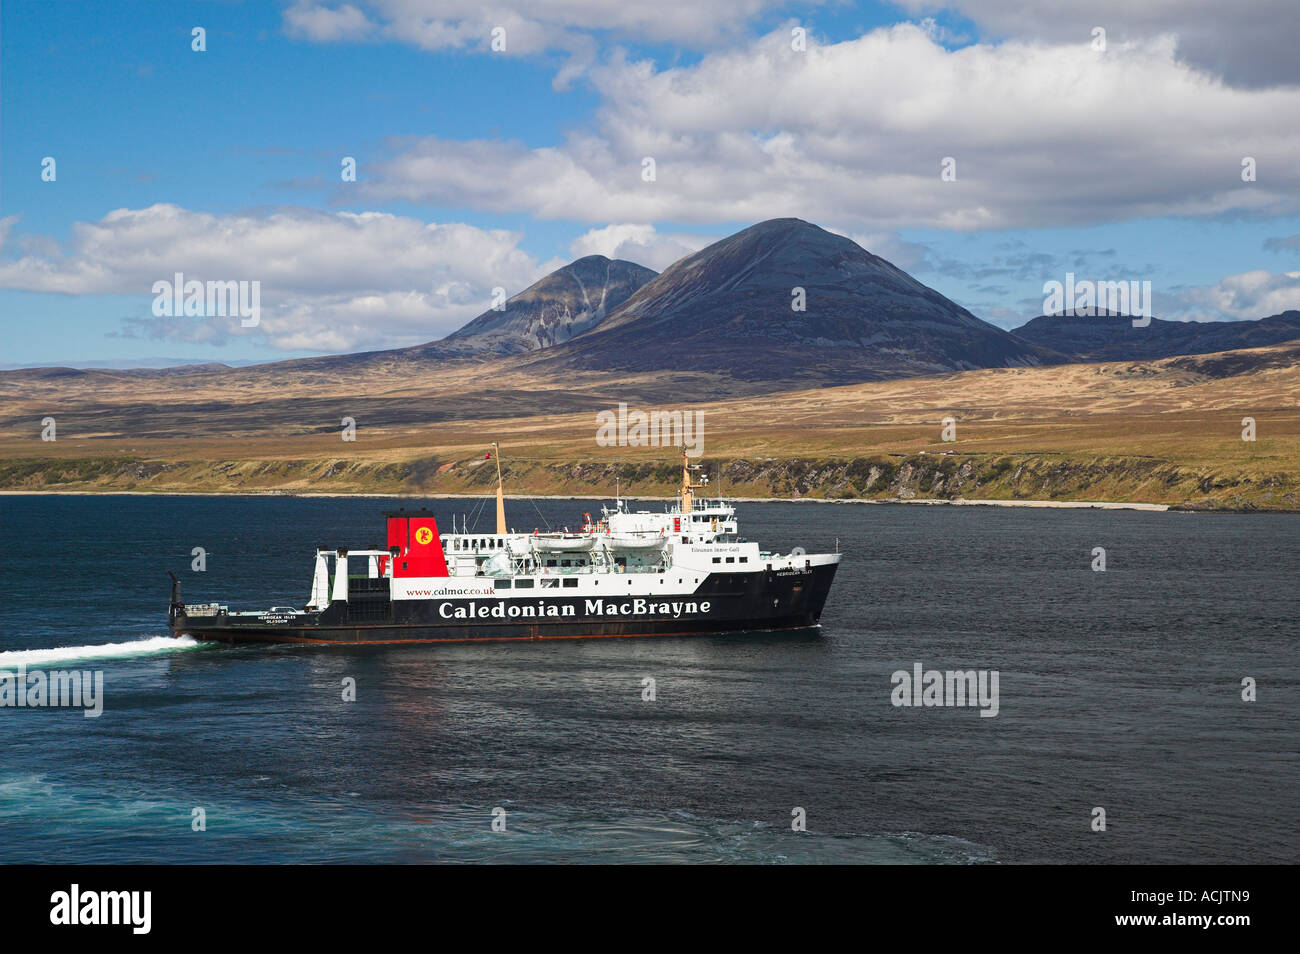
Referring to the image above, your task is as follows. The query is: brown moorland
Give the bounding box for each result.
[1,339,1296,510]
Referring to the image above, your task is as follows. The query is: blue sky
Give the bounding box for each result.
[3,0,1299,367]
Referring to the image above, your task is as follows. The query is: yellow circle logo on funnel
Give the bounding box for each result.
[415,527,434,545]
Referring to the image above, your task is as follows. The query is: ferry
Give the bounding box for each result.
[167,449,841,644]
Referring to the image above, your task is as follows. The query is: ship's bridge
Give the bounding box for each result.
[601,498,738,545]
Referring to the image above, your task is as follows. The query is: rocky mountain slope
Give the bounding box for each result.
[518,218,1057,383]
[436,255,656,356]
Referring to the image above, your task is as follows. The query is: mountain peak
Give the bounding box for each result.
[439,255,657,356]
[693,217,857,257]
[739,216,817,234]
[524,219,1052,382]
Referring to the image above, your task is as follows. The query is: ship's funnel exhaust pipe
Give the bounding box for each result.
[332,549,349,602]
[167,571,183,624]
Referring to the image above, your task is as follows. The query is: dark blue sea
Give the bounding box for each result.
[1,495,1295,863]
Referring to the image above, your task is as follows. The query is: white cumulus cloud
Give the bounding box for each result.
[355,24,1300,231]
[568,224,714,271]
[1172,269,1300,321]
[895,0,1300,87]
[281,0,795,87]
[0,204,556,353]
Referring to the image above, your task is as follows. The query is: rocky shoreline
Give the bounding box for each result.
[2,451,1295,511]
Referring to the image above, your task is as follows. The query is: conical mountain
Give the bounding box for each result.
[525,218,1053,381]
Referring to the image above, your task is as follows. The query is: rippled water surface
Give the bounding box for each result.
[1,495,1295,863]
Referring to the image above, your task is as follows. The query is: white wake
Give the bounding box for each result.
[0,635,205,669]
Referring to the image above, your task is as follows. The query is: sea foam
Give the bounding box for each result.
[0,635,203,669]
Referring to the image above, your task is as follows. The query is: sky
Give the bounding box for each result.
[2,0,1300,367]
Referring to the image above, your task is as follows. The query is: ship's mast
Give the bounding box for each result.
[493,442,507,535]
[680,447,707,514]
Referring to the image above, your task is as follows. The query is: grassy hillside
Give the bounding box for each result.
[2,449,1295,510]
[2,342,1296,509]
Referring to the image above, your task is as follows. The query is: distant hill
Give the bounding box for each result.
[0,358,259,373]
[518,218,1055,383]
[15,219,1300,417]
[1012,311,1300,361]
[436,255,657,356]
[0,361,238,379]
[4,220,1298,457]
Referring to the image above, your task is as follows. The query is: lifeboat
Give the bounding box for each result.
[606,530,667,550]
[533,533,596,551]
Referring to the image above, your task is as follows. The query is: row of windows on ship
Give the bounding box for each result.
[445,537,503,551]
[443,519,732,552]
[442,538,737,554]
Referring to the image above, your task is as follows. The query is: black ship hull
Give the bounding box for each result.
[169,564,838,646]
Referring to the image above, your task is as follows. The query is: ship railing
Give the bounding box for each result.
[185,602,225,617]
